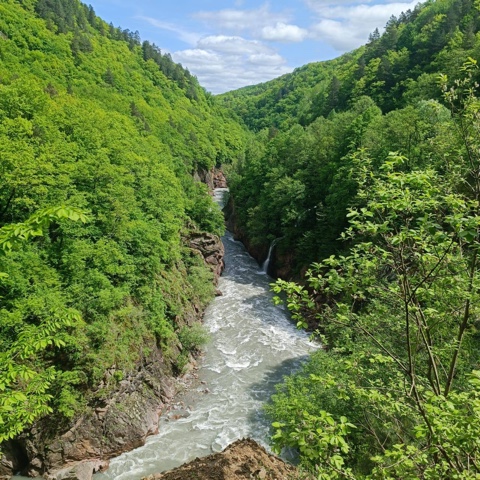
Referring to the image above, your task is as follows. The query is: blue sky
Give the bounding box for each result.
[86,0,422,94]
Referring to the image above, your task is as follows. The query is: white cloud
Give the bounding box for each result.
[194,5,290,34]
[183,5,301,91]
[310,19,367,51]
[305,0,411,10]
[137,1,423,93]
[315,2,419,22]
[261,23,308,42]
[172,49,221,68]
[305,0,370,8]
[137,9,293,94]
[195,6,307,43]
[306,1,420,51]
[197,35,272,55]
[172,38,291,94]
[248,53,286,66]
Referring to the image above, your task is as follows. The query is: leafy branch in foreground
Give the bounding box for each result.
[0,207,87,443]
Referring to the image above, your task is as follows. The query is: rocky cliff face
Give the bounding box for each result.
[193,168,227,191]
[188,232,224,282]
[15,348,176,479]
[0,231,225,480]
[212,170,227,189]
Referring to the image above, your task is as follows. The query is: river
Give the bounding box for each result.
[35,189,317,479]
[93,188,316,479]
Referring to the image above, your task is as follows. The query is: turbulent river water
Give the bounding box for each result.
[17,188,315,480]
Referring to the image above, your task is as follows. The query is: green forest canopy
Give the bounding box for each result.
[0,0,246,443]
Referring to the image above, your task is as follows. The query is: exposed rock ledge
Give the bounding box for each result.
[142,438,301,480]
[0,231,225,480]
[193,168,227,191]
[188,232,225,282]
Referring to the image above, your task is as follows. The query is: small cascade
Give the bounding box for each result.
[262,239,279,274]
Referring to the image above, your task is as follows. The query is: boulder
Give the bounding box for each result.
[44,460,107,480]
[142,438,301,480]
[193,168,227,191]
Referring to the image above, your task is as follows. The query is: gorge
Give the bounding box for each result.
[92,189,316,479]
[3,0,480,478]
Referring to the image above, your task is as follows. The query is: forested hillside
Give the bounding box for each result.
[222,0,480,276]
[0,0,245,467]
[220,0,477,131]
[221,0,480,478]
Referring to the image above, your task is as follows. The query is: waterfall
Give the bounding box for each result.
[262,238,279,275]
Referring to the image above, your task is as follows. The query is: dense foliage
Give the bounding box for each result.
[220,0,479,131]
[221,0,480,477]
[223,0,480,277]
[268,66,480,477]
[0,0,246,442]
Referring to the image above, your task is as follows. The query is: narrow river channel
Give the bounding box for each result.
[90,189,317,479]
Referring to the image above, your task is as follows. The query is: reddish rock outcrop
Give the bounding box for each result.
[213,169,227,189]
[193,168,228,191]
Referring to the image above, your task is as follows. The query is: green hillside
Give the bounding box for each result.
[220,0,480,477]
[0,0,245,445]
[220,0,479,131]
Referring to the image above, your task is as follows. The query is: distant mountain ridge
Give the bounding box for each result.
[220,0,479,131]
